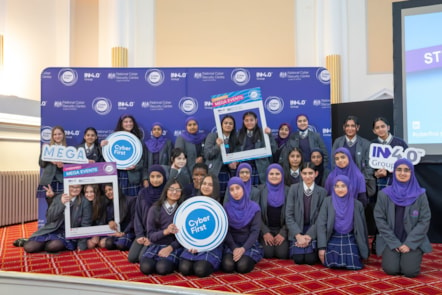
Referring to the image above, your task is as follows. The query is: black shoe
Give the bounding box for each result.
[13,238,28,247]
[371,238,377,255]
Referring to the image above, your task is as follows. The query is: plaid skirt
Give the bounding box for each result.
[324,232,363,270]
[142,244,184,265]
[28,228,77,251]
[118,170,141,197]
[107,233,135,250]
[224,241,263,263]
[37,181,64,198]
[180,245,223,270]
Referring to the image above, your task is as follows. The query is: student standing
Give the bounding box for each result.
[204,115,238,198]
[78,127,103,163]
[281,114,328,166]
[144,122,172,172]
[331,115,375,198]
[236,111,275,185]
[175,117,206,173]
[38,126,67,204]
[102,114,146,197]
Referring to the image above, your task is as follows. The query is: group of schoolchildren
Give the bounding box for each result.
[17,112,431,279]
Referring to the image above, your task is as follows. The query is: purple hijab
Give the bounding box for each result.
[145,122,167,153]
[325,147,366,197]
[275,123,291,148]
[382,158,425,206]
[331,175,354,234]
[266,164,285,207]
[180,117,206,144]
[236,162,253,196]
[224,177,260,229]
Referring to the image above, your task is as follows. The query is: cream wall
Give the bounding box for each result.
[0,0,398,170]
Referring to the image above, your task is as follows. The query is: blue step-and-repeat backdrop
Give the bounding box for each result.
[41,67,331,149]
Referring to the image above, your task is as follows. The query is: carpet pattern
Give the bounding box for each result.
[1,222,442,294]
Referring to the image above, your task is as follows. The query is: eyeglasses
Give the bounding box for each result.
[168,187,183,193]
[395,167,411,173]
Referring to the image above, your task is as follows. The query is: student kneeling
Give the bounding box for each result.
[317,175,369,270]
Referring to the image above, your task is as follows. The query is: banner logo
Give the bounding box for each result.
[316,68,330,84]
[92,97,112,115]
[174,196,228,252]
[179,97,198,115]
[265,96,284,114]
[145,69,165,86]
[58,68,78,86]
[40,126,53,143]
[231,68,250,86]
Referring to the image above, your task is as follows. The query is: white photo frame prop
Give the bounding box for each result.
[63,162,120,239]
[212,87,272,164]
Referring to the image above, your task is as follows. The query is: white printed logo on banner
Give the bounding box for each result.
[40,126,53,143]
[58,68,78,86]
[179,97,199,115]
[145,69,165,86]
[265,96,284,114]
[231,68,250,86]
[316,68,330,85]
[369,143,426,172]
[92,97,112,115]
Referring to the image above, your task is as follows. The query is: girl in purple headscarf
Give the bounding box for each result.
[223,162,260,205]
[257,164,290,259]
[325,147,368,206]
[374,159,431,278]
[175,117,206,173]
[222,177,263,273]
[317,175,369,270]
[144,122,172,172]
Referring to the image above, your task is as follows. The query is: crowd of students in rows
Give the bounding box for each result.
[18,112,431,279]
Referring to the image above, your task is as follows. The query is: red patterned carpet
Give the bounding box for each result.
[1,222,442,294]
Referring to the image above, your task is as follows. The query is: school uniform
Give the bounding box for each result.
[258,185,290,259]
[28,193,92,251]
[285,183,327,261]
[141,204,183,265]
[332,135,375,197]
[281,131,329,166]
[317,197,369,270]
[236,130,276,184]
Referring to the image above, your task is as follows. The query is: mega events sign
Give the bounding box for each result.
[41,67,331,154]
